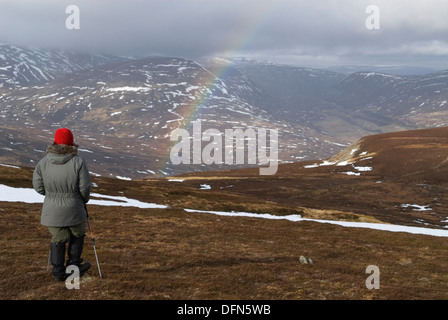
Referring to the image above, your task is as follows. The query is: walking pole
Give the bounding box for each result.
[85,204,103,279]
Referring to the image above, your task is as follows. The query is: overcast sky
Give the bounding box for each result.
[1,0,447,69]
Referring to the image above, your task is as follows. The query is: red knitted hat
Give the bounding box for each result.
[54,128,74,146]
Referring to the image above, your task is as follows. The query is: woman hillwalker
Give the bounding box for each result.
[33,128,91,281]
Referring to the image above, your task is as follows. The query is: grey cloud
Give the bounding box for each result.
[0,0,447,68]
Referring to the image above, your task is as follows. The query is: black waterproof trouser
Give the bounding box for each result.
[50,235,89,281]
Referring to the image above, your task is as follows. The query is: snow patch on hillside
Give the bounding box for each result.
[2,183,448,237]
[304,146,374,176]
[0,184,167,209]
[185,209,448,238]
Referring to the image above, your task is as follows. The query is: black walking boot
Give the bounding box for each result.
[50,242,67,281]
[67,235,91,276]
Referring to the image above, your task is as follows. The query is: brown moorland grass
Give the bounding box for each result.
[2,126,448,300]
[1,201,448,300]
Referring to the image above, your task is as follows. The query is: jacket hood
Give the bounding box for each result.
[46,144,78,165]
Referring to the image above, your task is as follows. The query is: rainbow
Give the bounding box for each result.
[155,3,279,175]
[180,1,279,130]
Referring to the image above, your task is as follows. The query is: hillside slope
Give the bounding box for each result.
[174,126,448,229]
[328,126,448,182]
[0,56,340,178]
[1,127,448,300]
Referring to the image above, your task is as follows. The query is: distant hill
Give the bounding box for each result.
[1,43,448,179]
[328,126,448,183]
[0,43,121,87]
[0,55,347,178]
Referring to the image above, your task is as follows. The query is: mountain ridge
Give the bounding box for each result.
[1,43,448,179]
[0,43,122,87]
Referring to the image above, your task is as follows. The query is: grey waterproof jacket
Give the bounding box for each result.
[33,144,91,227]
